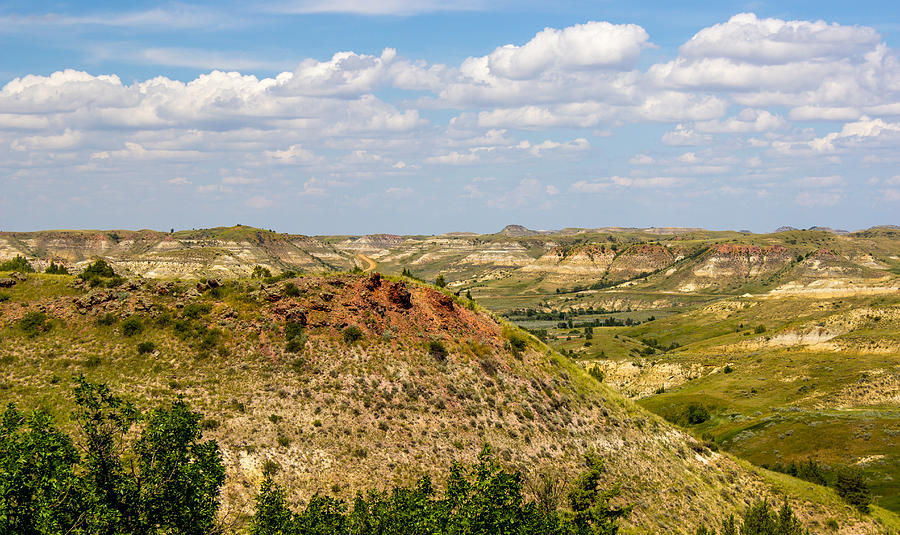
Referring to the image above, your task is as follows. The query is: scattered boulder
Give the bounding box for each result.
[0,278,16,288]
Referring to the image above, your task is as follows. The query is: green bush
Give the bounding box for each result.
[342,326,363,344]
[428,340,448,361]
[79,258,116,278]
[251,265,272,279]
[0,255,34,273]
[754,324,767,334]
[283,282,300,297]
[137,341,156,354]
[96,313,117,326]
[684,403,710,425]
[723,364,734,374]
[19,311,49,337]
[434,274,447,288]
[122,316,143,337]
[45,262,69,275]
[182,302,212,319]
[0,378,225,535]
[0,293,9,303]
[588,366,604,382]
[834,466,872,513]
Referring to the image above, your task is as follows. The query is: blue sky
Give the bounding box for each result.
[2,1,900,234]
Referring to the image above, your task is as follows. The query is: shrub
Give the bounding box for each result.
[283,282,300,297]
[285,338,305,353]
[684,403,710,425]
[834,466,872,513]
[182,302,212,319]
[251,265,271,279]
[96,313,117,326]
[0,255,35,273]
[45,262,69,275]
[276,435,291,448]
[137,341,156,354]
[754,324,767,334]
[428,340,448,361]
[19,311,49,337]
[342,326,363,344]
[79,258,116,278]
[504,327,528,356]
[121,316,143,337]
[0,293,9,303]
[723,364,734,374]
[588,366,604,382]
[434,274,447,288]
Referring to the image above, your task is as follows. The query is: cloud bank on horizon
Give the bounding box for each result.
[1,3,900,234]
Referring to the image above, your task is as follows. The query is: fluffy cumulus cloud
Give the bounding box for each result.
[3,12,900,222]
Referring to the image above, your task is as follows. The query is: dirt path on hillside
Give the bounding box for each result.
[356,254,376,273]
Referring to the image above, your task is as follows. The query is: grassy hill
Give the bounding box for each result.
[1,270,898,533]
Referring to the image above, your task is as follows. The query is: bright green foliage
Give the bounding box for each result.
[45,262,69,275]
[0,378,225,535]
[0,405,84,534]
[0,255,35,273]
[250,445,629,535]
[834,466,872,513]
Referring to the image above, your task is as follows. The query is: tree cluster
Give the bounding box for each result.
[250,447,630,535]
[0,378,225,535]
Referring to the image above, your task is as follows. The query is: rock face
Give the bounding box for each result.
[691,244,792,278]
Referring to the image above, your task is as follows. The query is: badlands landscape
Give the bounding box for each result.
[1,224,899,533]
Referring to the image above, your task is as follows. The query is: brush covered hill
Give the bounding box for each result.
[0,271,897,534]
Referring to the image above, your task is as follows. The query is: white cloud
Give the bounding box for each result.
[246,196,273,209]
[629,154,654,165]
[680,13,880,63]
[265,144,319,164]
[167,177,191,185]
[480,21,650,80]
[662,125,711,146]
[695,109,786,133]
[572,176,688,192]
[809,116,900,153]
[795,190,841,207]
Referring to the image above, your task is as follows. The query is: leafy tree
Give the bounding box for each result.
[434,274,446,288]
[0,255,35,273]
[0,405,85,534]
[0,378,225,534]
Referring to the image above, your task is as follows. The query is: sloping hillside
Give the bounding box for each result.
[0,271,896,533]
